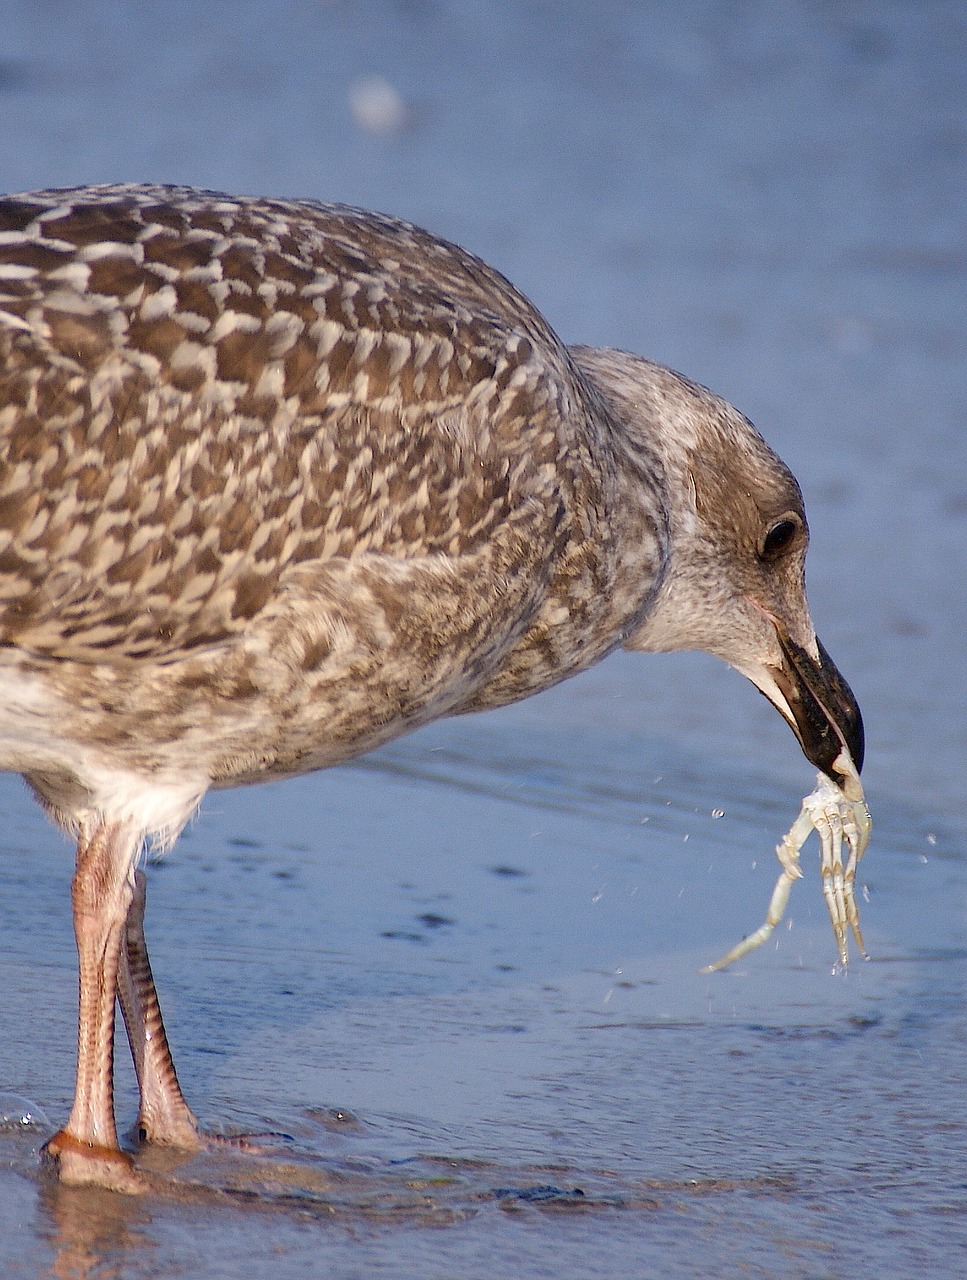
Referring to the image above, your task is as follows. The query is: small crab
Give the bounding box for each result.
[702,749,871,973]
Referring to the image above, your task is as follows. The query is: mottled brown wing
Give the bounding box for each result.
[0,186,578,663]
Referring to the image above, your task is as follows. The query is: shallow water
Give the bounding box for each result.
[2,712,965,1278]
[1,2,966,1277]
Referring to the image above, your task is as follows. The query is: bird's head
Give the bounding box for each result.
[569,345,864,797]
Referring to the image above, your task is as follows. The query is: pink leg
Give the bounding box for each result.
[42,823,146,1193]
[116,869,201,1149]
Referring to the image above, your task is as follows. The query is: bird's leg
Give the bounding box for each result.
[117,869,202,1149]
[42,822,146,1193]
[119,871,268,1156]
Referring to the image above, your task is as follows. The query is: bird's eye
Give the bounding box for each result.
[760,516,800,562]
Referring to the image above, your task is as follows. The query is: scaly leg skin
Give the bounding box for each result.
[119,869,270,1158]
[42,823,148,1194]
[117,869,203,1150]
[702,757,872,975]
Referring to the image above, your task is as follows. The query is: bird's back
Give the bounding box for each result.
[0,185,593,663]
[0,186,646,822]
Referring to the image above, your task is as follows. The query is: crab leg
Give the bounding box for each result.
[702,769,871,974]
[843,799,870,956]
[701,806,813,973]
[817,807,848,965]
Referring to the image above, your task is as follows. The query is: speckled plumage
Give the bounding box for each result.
[0,185,667,840]
[0,185,864,1191]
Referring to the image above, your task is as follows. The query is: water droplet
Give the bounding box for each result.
[0,1093,48,1130]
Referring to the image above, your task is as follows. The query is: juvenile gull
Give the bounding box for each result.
[0,185,865,1192]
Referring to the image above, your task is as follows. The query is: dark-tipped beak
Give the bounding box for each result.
[766,629,865,785]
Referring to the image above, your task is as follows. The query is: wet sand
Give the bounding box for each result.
[1,2,966,1277]
[2,709,965,1277]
